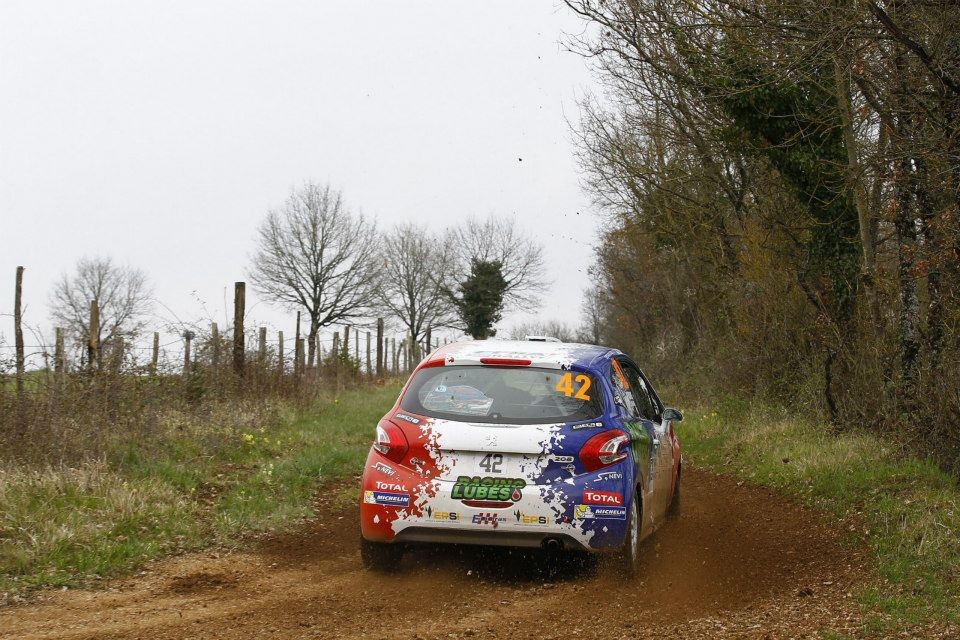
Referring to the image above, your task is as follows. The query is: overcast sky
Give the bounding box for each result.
[0,1,601,364]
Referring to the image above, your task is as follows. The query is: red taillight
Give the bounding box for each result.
[373,421,409,463]
[480,357,532,366]
[579,429,629,472]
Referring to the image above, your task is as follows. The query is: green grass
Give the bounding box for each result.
[0,383,401,599]
[681,397,960,634]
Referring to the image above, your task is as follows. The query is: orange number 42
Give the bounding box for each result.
[555,372,592,401]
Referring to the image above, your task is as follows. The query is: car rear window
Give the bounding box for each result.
[400,365,604,425]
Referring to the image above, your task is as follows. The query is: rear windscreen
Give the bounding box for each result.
[400,365,604,425]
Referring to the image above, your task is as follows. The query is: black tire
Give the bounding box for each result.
[360,538,404,572]
[617,493,642,577]
[667,464,681,517]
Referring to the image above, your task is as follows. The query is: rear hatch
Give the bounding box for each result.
[424,419,582,487]
[387,363,608,495]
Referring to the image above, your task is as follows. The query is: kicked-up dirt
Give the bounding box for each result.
[0,468,888,639]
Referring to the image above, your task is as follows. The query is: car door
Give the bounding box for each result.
[610,358,659,531]
[631,368,673,521]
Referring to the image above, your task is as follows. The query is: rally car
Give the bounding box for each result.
[358,339,682,574]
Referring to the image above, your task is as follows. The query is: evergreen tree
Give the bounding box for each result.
[446,260,508,340]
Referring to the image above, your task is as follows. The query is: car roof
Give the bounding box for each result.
[425,339,620,371]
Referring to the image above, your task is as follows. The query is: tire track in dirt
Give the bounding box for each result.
[0,469,874,639]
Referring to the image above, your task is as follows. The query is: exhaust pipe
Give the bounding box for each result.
[542,537,562,550]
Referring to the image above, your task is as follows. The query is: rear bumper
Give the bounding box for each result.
[359,450,632,551]
[392,526,591,551]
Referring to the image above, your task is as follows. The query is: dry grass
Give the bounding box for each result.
[0,376,401,602]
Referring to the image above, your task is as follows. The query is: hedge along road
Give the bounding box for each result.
[0,469,870,640]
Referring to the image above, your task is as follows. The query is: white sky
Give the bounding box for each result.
[0,1,601,365]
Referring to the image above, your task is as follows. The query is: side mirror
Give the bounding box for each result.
[662,407,683,422]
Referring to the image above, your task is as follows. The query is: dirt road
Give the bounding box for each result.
[1,469,871,639]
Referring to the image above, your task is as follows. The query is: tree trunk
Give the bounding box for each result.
[307,320,319,368]
[894,155,921,383]
[834,52,881,327]
[409,329,419,363]
[913,159,946,369]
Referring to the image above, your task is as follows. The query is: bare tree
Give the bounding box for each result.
[578,286,606,345]
[49,257,152,362]
[446,216,548,309]
[508,320,579,343]
[249,182,380,367]
[378,223,455,361]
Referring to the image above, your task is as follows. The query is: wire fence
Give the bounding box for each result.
[0,324,459,377]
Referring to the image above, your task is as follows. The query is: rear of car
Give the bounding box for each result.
[359,341,638,569]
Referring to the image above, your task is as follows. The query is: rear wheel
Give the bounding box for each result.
[360,538,404,572]
[617,493,642,577]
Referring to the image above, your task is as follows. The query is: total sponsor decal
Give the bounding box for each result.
[375,481,409,492]
[583,490,623,506]
[451,476,525,502]
[363,490,410,508]
[394,412,421,424]
[472,512,507,527]
[574,504,627,520]
[513,510,549,525]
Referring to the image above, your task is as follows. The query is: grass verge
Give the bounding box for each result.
[0,383,401,601]
[681,397,960,634]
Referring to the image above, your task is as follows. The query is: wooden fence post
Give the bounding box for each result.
[54,327,65,376]
[88,299,100,372]
[295,312,301,354]
[295,337,305,376]
[14,267,25,432]
[342,325,350,360]
[211,323,220,369]
[209,323,220,391]
[376,318,384,376]
[365,331,371,378]
[258,327,267,367]
[183,331,193,376]
[14,266,25,392]
[277,331,284,377]
[354,328,359,366]
[233,282,245,377]
[294,318,302,375]
[151,332,159,375]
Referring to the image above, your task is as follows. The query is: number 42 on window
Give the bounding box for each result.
[555,372,591,401]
